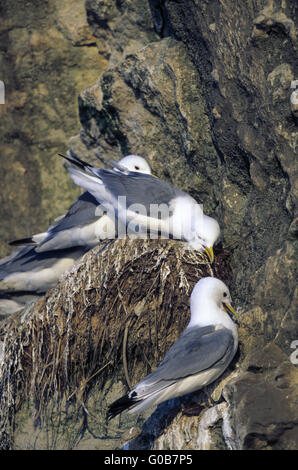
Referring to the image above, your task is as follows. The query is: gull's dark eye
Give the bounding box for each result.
[223,292,227,298]
[135,165,140,170]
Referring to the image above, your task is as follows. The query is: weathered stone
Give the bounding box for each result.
[0,0,106,257]
[0,0,297,451]
[223,343,298,450]
[74,36,220,217]
[85,0,159,66]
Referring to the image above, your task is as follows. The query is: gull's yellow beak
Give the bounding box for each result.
[203,246,214,264]
[223,302,240,325]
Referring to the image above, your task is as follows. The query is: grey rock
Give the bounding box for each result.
[0,0,297,450]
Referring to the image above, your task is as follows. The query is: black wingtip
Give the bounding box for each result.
[9,237,35,247]
[107,392,140,421]
[58,152,90,171]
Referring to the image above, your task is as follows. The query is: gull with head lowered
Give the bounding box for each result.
[60,153,220,262]
[0,155,152,316]
[107,277,239,419]
[9,155,152,253]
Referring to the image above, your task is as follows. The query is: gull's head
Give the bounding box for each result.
[189,215,220,263]
[189,277,239,327]
[118,155,152,175]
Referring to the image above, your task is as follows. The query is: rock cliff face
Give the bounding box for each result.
[0,0,105,257]
[0,0,297,450]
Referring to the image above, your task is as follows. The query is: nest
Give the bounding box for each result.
[0,238,232,449]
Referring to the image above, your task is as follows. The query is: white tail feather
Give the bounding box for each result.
[68,167,109,201]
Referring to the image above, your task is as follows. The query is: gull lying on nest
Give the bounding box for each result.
[9,155,152,252]
[60,153,220,262]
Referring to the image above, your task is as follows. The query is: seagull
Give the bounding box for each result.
[107,277,239,419]
[0,155,152,316]
[0,244,88,294]
[0,293,42,318]
[60,153,220,262]
[9,155,152,253]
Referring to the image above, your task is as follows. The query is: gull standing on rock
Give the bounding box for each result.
[61,153,220,262]
[107,277,239,418]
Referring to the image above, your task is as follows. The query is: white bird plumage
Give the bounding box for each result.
[0,155,152,317]
[107,277,239,418]
[9,155,152,252]
[60,153,220,262]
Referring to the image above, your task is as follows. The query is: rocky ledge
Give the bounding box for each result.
[0,0,297,450]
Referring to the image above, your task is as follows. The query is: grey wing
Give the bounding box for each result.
[0,246,86,278]
[136,326,234,394]
[37,192,101,250]
[0,245,33,265]
[98,170,181,212]
[45,192,99,234]
[0,247,40,278]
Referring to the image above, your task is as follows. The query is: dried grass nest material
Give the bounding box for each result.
[0,238,232,448]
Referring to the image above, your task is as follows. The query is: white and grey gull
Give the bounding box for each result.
[9,155,152,252]
[107,277,239,418]
[60,153,220,262]
[0,155,152,316]
[0,244,89,316]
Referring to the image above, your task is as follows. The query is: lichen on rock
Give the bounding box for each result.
[0,0,298,451]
